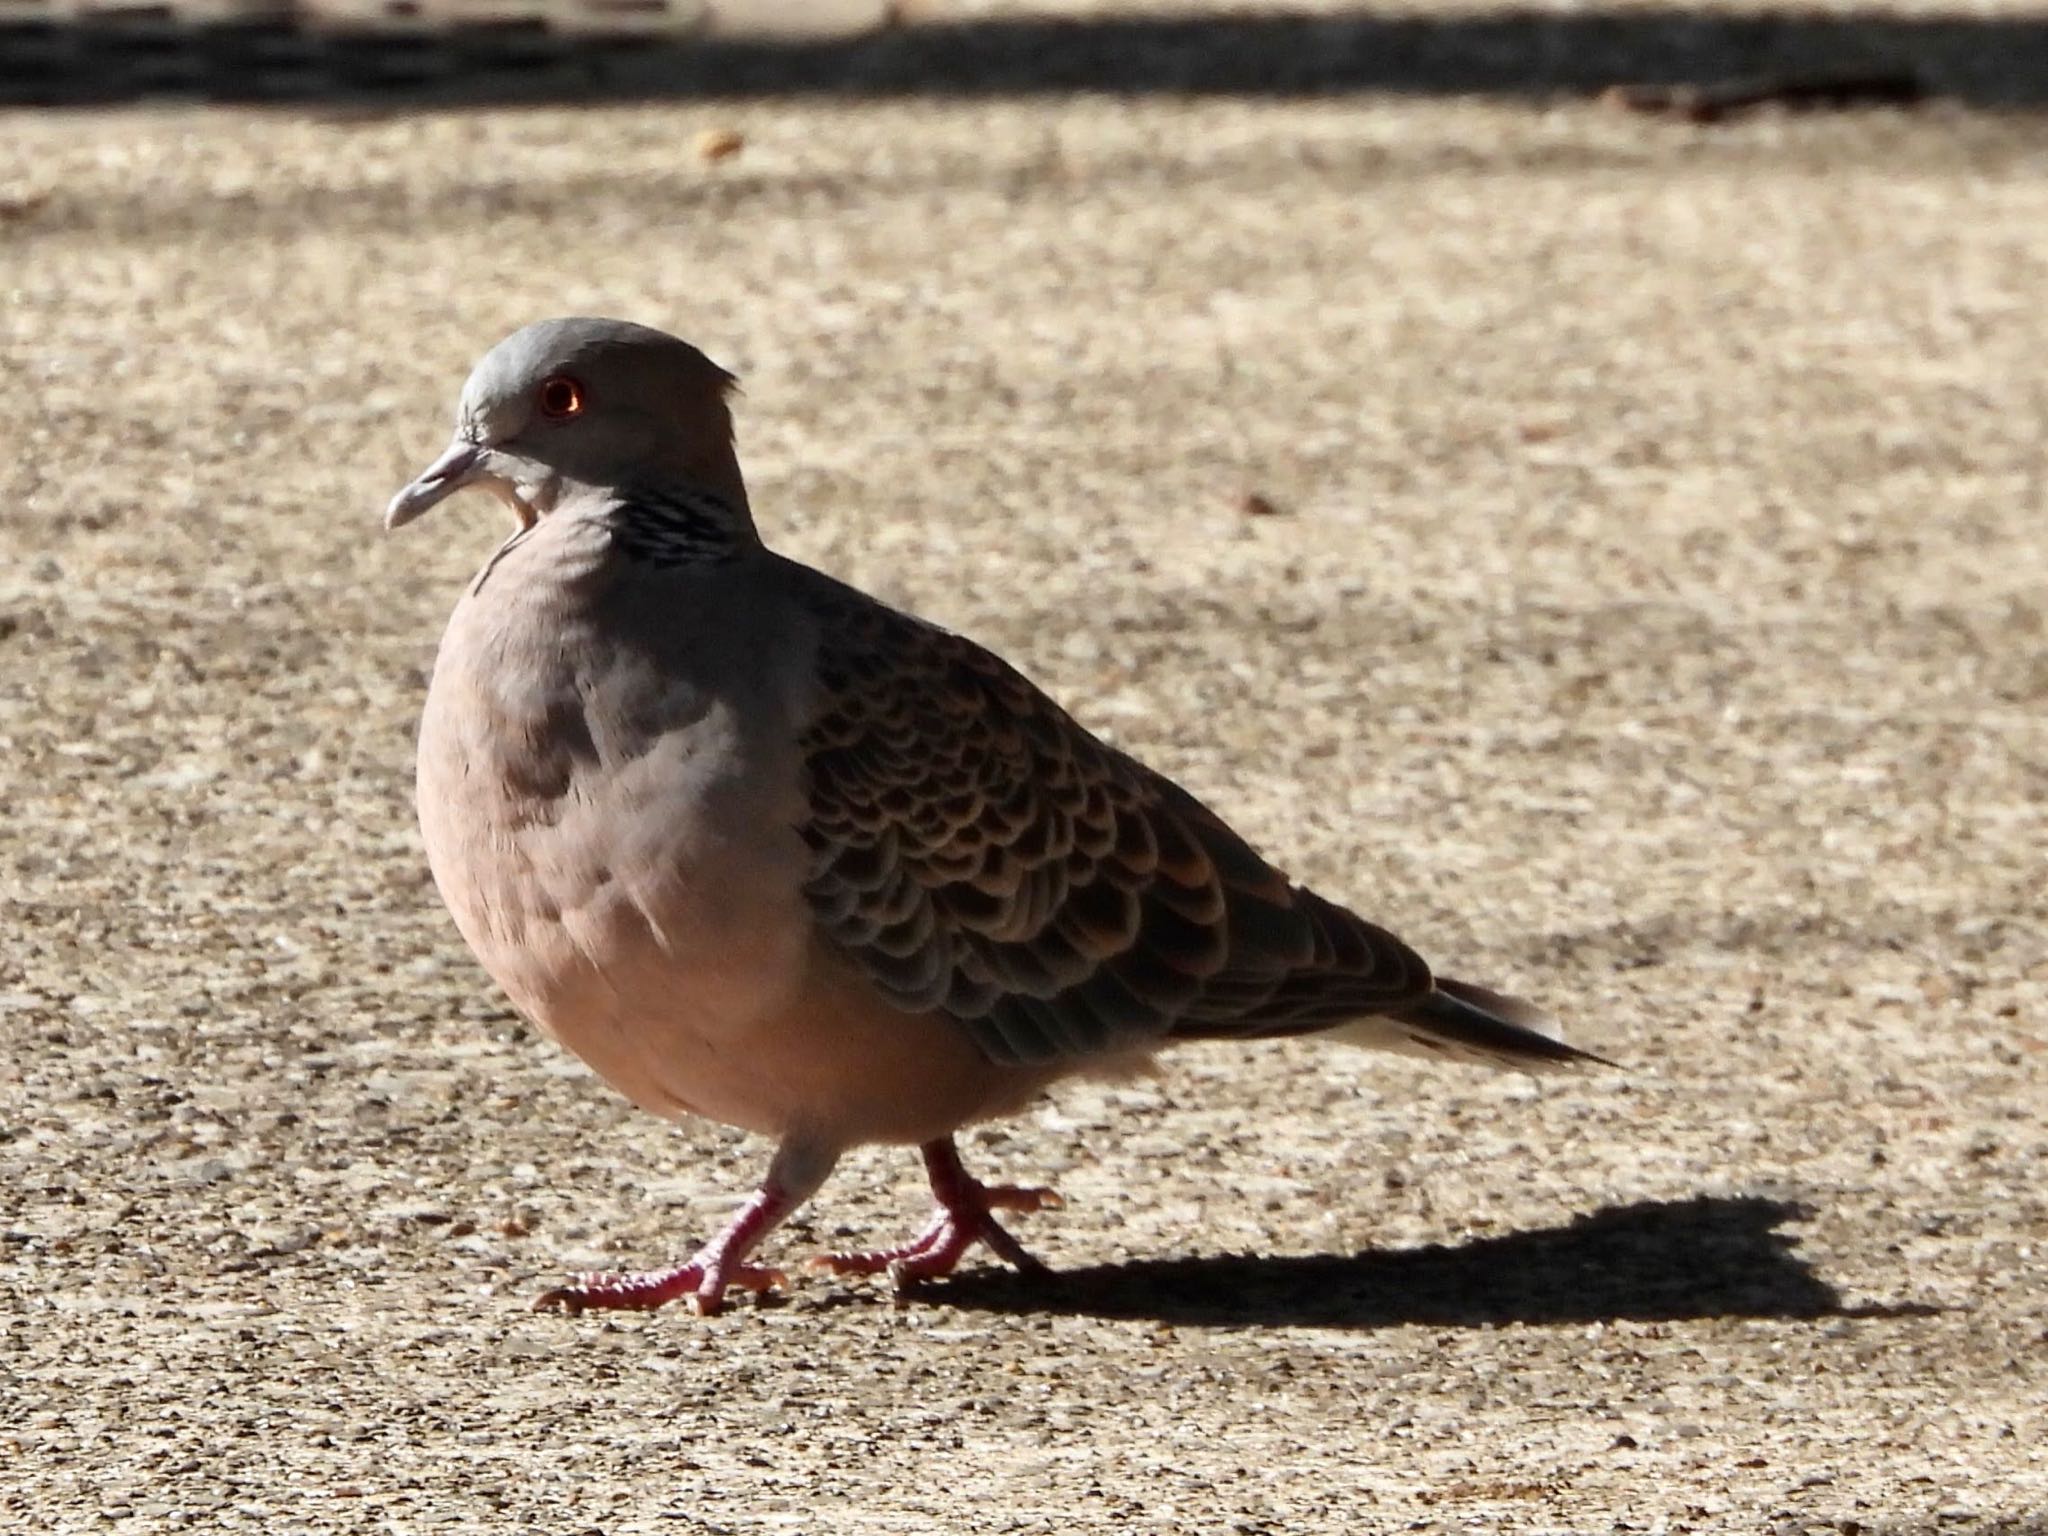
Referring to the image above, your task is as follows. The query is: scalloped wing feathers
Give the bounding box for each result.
[793,581,1440,1067]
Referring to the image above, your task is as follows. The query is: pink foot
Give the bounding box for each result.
[811,1139,1063,1290]
[531,1145,830,1317]
[533,1256,787,1317]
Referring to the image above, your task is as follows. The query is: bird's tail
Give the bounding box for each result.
[1325,976,1614,1073]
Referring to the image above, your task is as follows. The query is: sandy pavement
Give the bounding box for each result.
[2,29,2046,1534]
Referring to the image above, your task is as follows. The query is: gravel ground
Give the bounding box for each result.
[3,53,2046,1536]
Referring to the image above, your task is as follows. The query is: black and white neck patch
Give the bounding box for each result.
[608,486,752,568]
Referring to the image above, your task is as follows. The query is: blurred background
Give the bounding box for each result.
[3,2,2044,1533]
[4,0,2043,106]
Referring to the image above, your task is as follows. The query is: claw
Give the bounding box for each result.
[529,1145,828,1317]
[535,1258,787,1317]
[811,1141,1062,1289]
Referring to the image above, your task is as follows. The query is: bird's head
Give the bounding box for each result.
[385,317,746,531]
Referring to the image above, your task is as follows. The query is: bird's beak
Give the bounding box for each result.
[385,439,486,530]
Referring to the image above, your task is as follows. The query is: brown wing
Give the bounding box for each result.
[793,576,1434,1067]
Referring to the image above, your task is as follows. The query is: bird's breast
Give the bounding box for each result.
[414,561,817,1125]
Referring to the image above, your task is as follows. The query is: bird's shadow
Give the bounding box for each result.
[923,1196,1929,1330]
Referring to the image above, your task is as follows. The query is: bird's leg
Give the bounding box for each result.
[534,1138,836,1317]
[811,1136,1063,1289]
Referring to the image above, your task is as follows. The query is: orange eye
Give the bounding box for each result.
[537,375,584,419]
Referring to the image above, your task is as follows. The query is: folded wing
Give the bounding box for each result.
[793,577,1443,1067]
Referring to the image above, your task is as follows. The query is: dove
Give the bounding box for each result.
[386,317,1602,1316]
